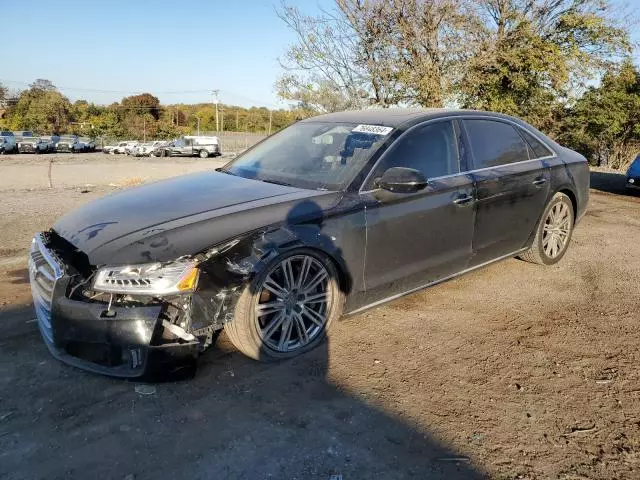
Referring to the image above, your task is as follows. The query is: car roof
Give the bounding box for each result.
[300,108,532,130]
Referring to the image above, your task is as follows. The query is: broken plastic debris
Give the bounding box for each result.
[134,385,156,395]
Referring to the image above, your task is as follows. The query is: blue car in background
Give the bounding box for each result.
[627,155,640,190]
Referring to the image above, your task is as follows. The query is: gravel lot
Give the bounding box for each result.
[0,156,639,479]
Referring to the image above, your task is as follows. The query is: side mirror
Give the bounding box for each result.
[375,167,428,194]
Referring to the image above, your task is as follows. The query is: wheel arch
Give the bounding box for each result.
[524,186,577,248]
[198,225,353,298]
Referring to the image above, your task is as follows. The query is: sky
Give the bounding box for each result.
[0,0,332,108]
[1,0,638,109]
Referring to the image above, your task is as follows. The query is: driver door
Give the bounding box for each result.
[360,120,476,304]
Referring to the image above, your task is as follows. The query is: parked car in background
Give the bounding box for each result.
[151,140,172,156]
[40,136,57,152]
[133,141,164,157]
[0,131,17,154]
[157,135,220,158]
[124,142,140,155]
[17,136,51,153]
[78,138,96,152]
[13,131,34,138]
[56,135,83,153]
[28,108,589,377]
[103,141,129,154]
[626,155,640,191]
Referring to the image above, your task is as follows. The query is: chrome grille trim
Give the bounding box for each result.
[29,233,64,343]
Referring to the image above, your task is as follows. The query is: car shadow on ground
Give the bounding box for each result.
[0,302,485,479]
[589,170,639,197]
[0,196,487,478]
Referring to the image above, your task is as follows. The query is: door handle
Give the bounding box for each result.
[532,178,547,186]
[453,194,475,206]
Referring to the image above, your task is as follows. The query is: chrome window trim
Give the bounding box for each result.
[358,114,557,194]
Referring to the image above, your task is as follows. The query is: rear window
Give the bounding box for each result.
[464,119,529,169]
[519,128,553,158]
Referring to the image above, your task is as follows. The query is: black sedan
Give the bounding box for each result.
[29,109,589,377]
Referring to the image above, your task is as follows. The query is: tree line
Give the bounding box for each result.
[276,0,639,170]
[0,79,313,141]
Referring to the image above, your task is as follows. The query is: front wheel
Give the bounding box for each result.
[520,192,574,265]
[224,249,344,361]
[199,149,209,158]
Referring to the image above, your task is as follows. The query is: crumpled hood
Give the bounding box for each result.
[54,171,336,265]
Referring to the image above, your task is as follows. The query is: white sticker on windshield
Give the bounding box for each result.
[352,124,393,135]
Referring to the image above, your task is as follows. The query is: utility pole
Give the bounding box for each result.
[143,117,146,142]
[212,89,220,133]
[268,109,273,136]
[220,107,224,132]
[195,116,200,136]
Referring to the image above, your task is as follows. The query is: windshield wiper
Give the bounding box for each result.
[260,178,295,187]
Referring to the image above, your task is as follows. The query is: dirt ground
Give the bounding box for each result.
[0,160,639,479]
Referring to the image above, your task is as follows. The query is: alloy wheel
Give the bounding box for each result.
[255,255,331,353]
[542,201,571,259]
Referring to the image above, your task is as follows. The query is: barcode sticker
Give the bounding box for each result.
[352,124,393,135]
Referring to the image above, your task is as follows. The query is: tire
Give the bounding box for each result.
[224,248,344,361]
[519,192,574,265]
[199,149,209,159]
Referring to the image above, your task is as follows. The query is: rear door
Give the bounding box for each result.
[361,119,476,303]
[462,118,551,266]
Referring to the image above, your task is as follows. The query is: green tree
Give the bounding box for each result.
[8,81,72,133]
[120,93,161,120]
[560,60,640,169]
[458,0,631,132]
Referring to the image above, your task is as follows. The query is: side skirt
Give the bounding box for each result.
[345,247,528,316]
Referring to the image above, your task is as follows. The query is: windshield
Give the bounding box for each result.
[222,122,391,190]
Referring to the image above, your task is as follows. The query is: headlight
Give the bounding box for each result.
[92,260,199,295]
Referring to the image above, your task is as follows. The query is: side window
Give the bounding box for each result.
[369,121,459,187]
[518,128,554,158]
[464,119,529,169]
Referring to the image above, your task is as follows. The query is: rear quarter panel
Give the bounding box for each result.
[554,147,590,223]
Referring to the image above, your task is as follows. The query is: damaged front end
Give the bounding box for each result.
[28,230,248,378]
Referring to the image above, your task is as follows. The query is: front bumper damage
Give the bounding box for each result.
[28,232,241,378]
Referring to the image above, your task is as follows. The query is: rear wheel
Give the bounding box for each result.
[199,149,209,158]
[225,249,344,361]
[520,192,574,265]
